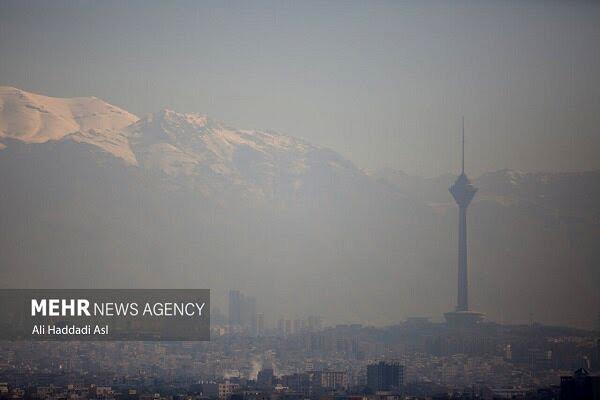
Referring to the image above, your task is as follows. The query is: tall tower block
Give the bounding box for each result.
[445,118,484,327]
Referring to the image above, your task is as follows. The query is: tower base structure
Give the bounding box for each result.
[444,310,485,328]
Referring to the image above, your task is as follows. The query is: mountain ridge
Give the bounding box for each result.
[4,86,597,193]
[0,87,367,202]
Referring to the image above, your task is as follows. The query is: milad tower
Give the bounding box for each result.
[444,118,484,327]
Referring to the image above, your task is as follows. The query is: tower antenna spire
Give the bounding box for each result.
[461,116,465,174]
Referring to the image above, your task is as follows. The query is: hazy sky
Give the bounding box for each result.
[1,0,599,176]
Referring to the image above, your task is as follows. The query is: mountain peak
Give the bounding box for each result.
[152,108,210,129]
[125,107,323,187]
[0,86,139,163]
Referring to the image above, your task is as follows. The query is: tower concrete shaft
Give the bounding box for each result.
[457,205,468,311]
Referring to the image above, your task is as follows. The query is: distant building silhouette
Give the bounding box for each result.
[228,290,242,327]
[560,368,600,400]
[257,312,265,336]
[228,289,257,335]
[257,368,274,388]
[366,361,404,392]
[281,372,311,396]
[307,315,323,332]
[277,318,284,337]
[313,370,348,390]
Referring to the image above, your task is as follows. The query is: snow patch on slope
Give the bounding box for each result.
[0,86,138,164]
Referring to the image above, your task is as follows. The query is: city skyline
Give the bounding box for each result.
[1,1,599,398]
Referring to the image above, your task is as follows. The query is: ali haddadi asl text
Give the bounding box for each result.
[32,324,109,336]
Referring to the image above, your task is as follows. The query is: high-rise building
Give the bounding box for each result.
[293,318,306,334]
[257,368,274,388]
[366,361,404,392]
[560,368,600,400]
[281,373,311,396]
[277,318,285,337]
[257,313,265,336]
[228,290,257,335]
[228,290,242,327]
[313,370,348,390]
[307,315,322,332]
[241,295,257,335]
[444,118,484,327]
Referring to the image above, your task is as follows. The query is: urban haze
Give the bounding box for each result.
[0,1,599,399]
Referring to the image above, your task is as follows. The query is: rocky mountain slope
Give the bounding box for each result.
[125,108,365,202]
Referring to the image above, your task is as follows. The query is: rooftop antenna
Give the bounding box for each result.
[461,116,465,175]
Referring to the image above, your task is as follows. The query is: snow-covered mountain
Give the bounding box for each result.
[126,109,364,201]
[0,87,364,202]
[0,86,138,164]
